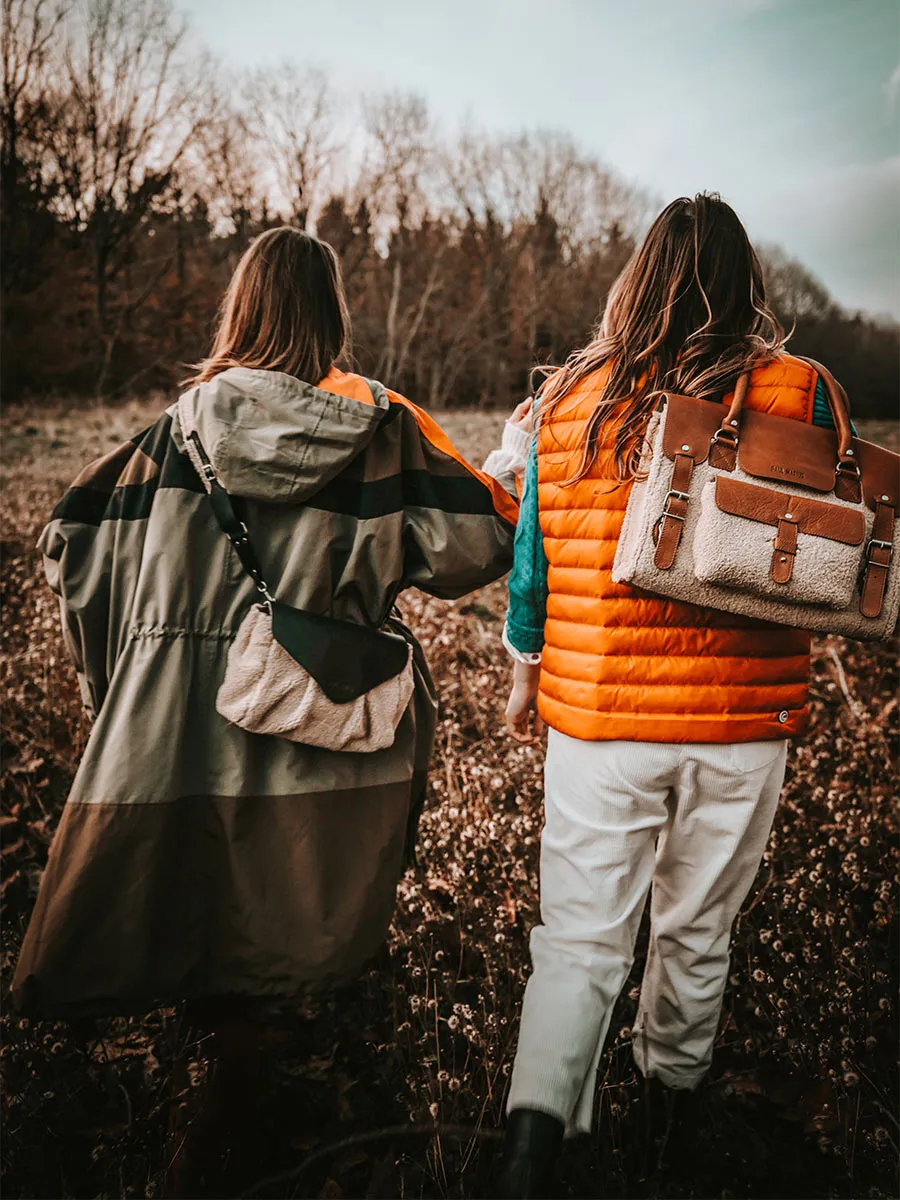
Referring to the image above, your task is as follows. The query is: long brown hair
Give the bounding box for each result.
[187,226,350,386]
[537,193,786,482]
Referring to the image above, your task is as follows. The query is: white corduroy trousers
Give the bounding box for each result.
[507,731,788,1135]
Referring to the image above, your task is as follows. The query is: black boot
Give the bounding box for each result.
[643,1076,704,1175]
[495,1107,565,1199]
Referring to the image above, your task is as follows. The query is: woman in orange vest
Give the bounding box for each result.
[497,194,845,1196]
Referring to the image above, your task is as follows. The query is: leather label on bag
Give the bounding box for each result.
[736,409,838,492]
[714,477,866,545]
[660,386,900,519]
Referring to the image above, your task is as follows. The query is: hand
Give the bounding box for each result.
[505,660,545,743]
[508,396,534,435]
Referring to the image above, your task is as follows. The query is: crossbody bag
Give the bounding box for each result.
[177,394,414,752]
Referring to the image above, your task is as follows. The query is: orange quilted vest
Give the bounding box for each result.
[536,354,818,743]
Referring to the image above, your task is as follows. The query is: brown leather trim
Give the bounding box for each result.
[660,381,899,517]
[661,393,724,464]
[654,452,694,569]
[794,356,854,458]
[854,436,900,513]
[834,465,862,504]
[717,371,751,434]
[770,519,798,584]
[737,408,839,492]
[714,477,866,545]
[860,500,894,619]
[709,429,737,472]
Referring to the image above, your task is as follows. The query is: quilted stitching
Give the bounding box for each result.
[534,356,815,742]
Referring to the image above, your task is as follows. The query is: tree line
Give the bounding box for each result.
[3,0,897,415]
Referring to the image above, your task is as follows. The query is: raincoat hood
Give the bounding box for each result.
[174,367,389,502]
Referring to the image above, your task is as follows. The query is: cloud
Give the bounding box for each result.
[746,157,900,318]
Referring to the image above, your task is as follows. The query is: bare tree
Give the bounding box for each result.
[192,100,266,244]
[356,91,431,224]
[1,0,69,288]
[41,0,212,396]
[244,64,339,229]
[759,244,837,322]
[354,91,441,380]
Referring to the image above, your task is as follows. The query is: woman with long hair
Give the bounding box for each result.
[497,194,845,1196]
[12,226,528,1193]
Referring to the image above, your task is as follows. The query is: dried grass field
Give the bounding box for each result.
[1,399,898,1199]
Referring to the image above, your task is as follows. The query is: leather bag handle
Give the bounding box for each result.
[711,359,858,492]
[793,356,854,460]
[717,371,751,438]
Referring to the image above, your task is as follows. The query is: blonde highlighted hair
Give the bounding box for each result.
[536,193,787,482]
[187,226,350,386]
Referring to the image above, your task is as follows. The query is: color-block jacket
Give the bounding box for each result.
[13,367,517,1017]
[520,354,824,743]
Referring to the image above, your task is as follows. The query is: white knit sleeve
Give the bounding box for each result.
[482,420,532,480]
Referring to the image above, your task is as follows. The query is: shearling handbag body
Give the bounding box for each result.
[178,400,414,752]
[612,358,899,641]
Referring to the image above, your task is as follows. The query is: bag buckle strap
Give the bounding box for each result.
[865,537,893,567]
[188,429,278,606]
[710,427,739,448]
[661,488,690,519]
[860,499,895,619]
[771,517,799,584]
[654,452,694,570]
[834,456,862,503]
[708,424,738,472]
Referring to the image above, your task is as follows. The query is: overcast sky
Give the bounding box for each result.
[180,0,899,319]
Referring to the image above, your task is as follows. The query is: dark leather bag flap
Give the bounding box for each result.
[737,409,838,491]
[661,393,723,462]
[714,477,866,545]
[270,601,410,704]
[736,417,899,511]
[854,437,900,511]
[660,380,899,514]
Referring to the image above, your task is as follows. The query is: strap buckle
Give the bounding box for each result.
[836,457,861,477]
[662,489,690,520]
[256,580,275,606]
[653,489,690,543]
[865,537,893,567]
[710,428,739,448]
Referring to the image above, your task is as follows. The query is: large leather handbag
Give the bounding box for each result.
[612,358,899,641]
[177,393,414,752]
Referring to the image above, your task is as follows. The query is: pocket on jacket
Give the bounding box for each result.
[727,739,787,774]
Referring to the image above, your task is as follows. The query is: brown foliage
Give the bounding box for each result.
[2,3,898,415]
[1,406,897,1198]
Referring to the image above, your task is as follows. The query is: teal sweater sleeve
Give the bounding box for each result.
[503,377,846,656]
[505,439,548,655]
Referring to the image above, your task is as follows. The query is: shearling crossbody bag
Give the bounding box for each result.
[612,358,899,640]
[177,397,414,752]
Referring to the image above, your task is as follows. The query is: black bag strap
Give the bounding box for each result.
[187,431,276,605]
[184,391,400,636]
